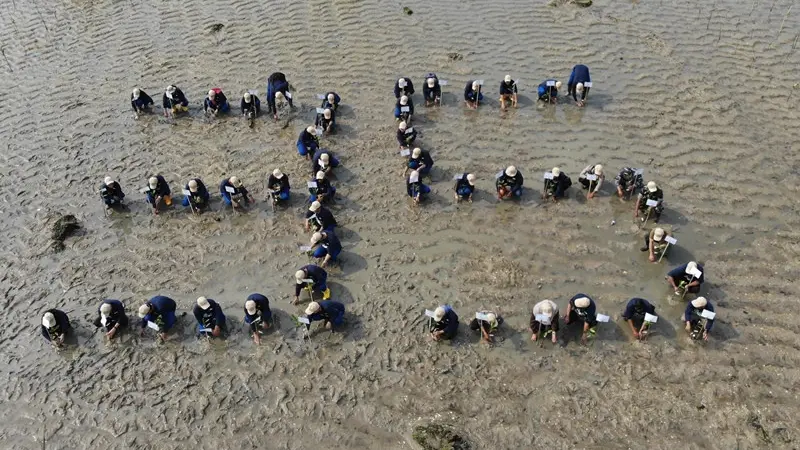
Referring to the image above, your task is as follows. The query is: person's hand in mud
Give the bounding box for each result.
[253,330,261,345]
[292,295,301,305]
[431,330,443,341]
[158,332,168,341]
[580,331,588,345]
[648,253,657,263]
[684,322,691,333]
[212,325,221,337]
[702,330,709,341]
[273,113,279,121]
[106,323,119,339]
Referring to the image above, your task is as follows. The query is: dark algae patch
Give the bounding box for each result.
[412,424,470,450]
[51,214,80,252]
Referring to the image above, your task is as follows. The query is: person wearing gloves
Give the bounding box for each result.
[394,95,414,122]
[312,151,340,176]
[542,167,572,202]
[304,201,338,232]
[182,178,210,213]
[621,297,656,340]
[138,295,177,340]
[266,72,293,120]
[397,121,417,149]
[423,74,441,106]
[130,88,154,115]
[293,264,330,304]
[315,108,336,134]
[309,171,336,204]
[267,168,291,204]
[530,299,560,343]
[162,85,189,116]
[241,92,261,117]
[641,227,671,262]
[537,79,562,104]
[666,261,705,296]
[144,175,172,215]
[405,147,434,177]
[100,176,125,209]
[499,75,518,110]
[394,77,415,98]
[430,305,459,341]
[469,311,504,343]
[567,64,591,107]
[204,88,230,115]
[578,164,604,199]
[40,309,71,346]
[635,181,665,223]
[464,80,483,109]
[321,92,340,111]
[564,294,597,344]
[496,165,524,199]
[93,300,128,340]
[193,296,226,337]
[220,176,254,209]
[683,297,714,341]
[406,170,430,204]
[244,293,272,344]
[297,125,321,159]
[304,300,346,331]
[615,167,645,199]
[454,173,477,202]
[308,230,342,267]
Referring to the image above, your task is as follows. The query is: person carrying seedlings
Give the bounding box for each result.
[93,300,128,340]
[241,92,261,117]
[266,72,293,120]
[394,95,414,121]
[309,230,342,268]
[244,293,272,344]
[578,164,604,199]
[193,296,226,337]
[220,176,254,209]
[666,261,704,296]
[496,165,524,199]
[394,77,415,98]
[635,181,664,223]
[138,295,177,340]
[542,167,572,202]
[405,147,434,177]
[615,167,644,198]
[144,175,172,214]
[303,300,346,331]
[41,309,71,346]
[641,227,671,262]
[297,125,320,159]
[130,88,154,114]
[100,176,125,209]
[305,201,337,233]
[499,75,518,110]
[312,151,340,176]
[454,173,477,202]
[293,264,330,304]
[321,92,340,111]
[397,121,417,148]
[469,311,504,343]
[267,168,291,203]
[423,74,441,106]
[530,299,560,343]
[182,178,210,212]
[564,294,597,344]
[162,85,189,116]
[406,170,430,204]
[567,64,591,107]
[204,88,230,115]
[537,79,562,103]
[464,80,483,109]
[621,297,656,340]
[430,305,459,341]
[315,108,336,134]
[309,171,335,204]
[683,297,714,341]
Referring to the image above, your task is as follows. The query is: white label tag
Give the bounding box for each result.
[406,127,414,133]
[315,127,323,136]
[316,94,326,100]
[299,245,312,252]
[584,81,593,88]
[544,172,554,180]
[316,108,325,114]
[644,313,658,323]
[401,106,410,112]
[646,199,659,207]
[297,316,310,324]
[301,278,314,284]
[182,189,191,196]
[285,92,292,99]
[476,79,484,85]
[398,80,407,88]
[147,321,160,331]
[400,149,411,156]
[475,312,490,321]
[424,309,436,318]
[495,170,504,179]
[535,314,551,325]
[596,314,611,323]
[225,186,236,193]
[665,236,677,245]
[199,327,213,333]
[634,168,644,176]
[307,181,318,188]
[453,174,463,181]
[688,267,703,278]
[440,80,448,86]
[546,80,556,87]
[700,310,716,320]
[586,174,598,181]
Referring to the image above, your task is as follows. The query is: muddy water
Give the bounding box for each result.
[1,0,799,448]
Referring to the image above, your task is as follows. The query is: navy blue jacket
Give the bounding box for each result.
[131,91,154,111]
[318,231,342,255]
[298,129,320,153]
[668,263,705,285]
[310,177,334,197]
[241,95,261,114]
[545,172,571,198]
[268,174,291,194]
[621,298,656,321]
[193,299,226,329]
[185,178,210,205]
[315,111,335,130]
[568,64,591,101]
[395,97,415,116]
[140,295,177,329]
[569,294,597,323]
[684,301,715,331]
[100,181,125,201]
[499,80,518,95]
[496,172,524,191]
[96,300,127,331]
[295,265,328,296]
[244,294,272,329]
[146,175,171,197]
[307,300,345,324]
[204,91,228,112]
[267,72,292,114]
[219,179,250,203]
[393,77,415,98]
[454,174,475,197]
[162,87,188,108]
[408,150,433,171]
[321,92,341,110]
[397,127,417,146]
[431,307,459,337]
[464,81,481,102]
[40,309,70,341]
[312,151,336,175]
[422,74,441,100]
[305,206,337,231]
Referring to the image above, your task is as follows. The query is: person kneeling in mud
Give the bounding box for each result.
[41,309,71,348]
[454,173,476,202]
[144,175,172,215]
[268,168,291,205]
[496,165,523,199]
[193,296,226,338]
[100,176,125,210]
[138,295,178,341]
[666,260,705,297]
[405,147,434,177]
[683,297,714,341]
[578,164,604,199]
[530,299,560,343]
[641,227,670,262]
[430,305,459,341]
[293,264,330,304]
[564,294,597,344]
[406,170,430,204]
[470,311,503,343]
[308,230,342,268]
[621,297,656,340]
[397,121,417,149]
[93,300,128,340]
[542,167,572,202]
[303,300,346,333]
[244,294,272,345]
[182,178,210,213]
[305,201,338,233]
[635,181,664,223]
[315,108,336,134]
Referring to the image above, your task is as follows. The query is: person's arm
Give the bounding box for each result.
[193,308,203,326]
[563,302,573,322]
[131,97,139,112]
[41,325,51,341]
[295,283,303,299]
[592,175,603,194]
[634,195,642,216]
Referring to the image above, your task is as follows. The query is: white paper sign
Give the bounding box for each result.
[307,181,318,188]
[301,278,314,284]
[182,189,191,196]
[665,236,678,245]
[316,94,326,100]
[453,174,463,181]
[284,92,292,99]
[700,310,716,320]
[401,106,410,112]
[544,172,554,180]
[644,313,658,323]
[398,80,407,88]
[424,309,436,318]
[299,245,312,252]
[406,127,414,133]
[315,127,323,136]
[225,186,236,193]
[584,82,593,88]
[535,314,552,325]
[297,316,310,324]
[199,327,213,333]
[596,314,611,323]
[476,79,484,85]
[400,149,411,156]
[546,80,556,87]
[495,170,504,179]
[646,199,659,207]
[316,108,325,114]
[146,321,160,331]
[440,80,448,86]
[475,312,490,321]
[686,266,703,278]
[586,174,598,181]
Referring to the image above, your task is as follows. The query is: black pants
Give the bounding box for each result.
[93,314,129,330]
[468,317,504,333]
[568,310,597,328]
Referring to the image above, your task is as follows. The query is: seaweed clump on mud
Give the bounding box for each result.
[412,424,470,450]
[51,214,80,252]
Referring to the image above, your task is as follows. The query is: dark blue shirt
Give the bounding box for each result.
[307,300,345,323]
[393,78,415,98]
[162,87,188,108]
[40,309,70,341]
[96,299,127,331]
[684,301,715,331]
[140,295,177,329]
[184,179,210,204]
[305,206,337,231]
[569,294,597,322]
[244,294,272,327]
[193,299,225,329]
[621,298,656,320]
[668,263,705,284]
[145,175,171,198]
[295,265,328,296]
[431,306,459,336]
